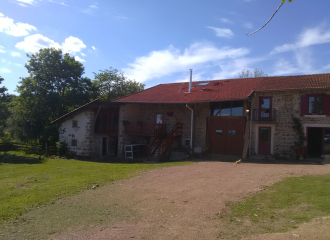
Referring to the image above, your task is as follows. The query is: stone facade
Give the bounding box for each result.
[250,90,330,156]
[117,103,210,158]
[58,110,117,157]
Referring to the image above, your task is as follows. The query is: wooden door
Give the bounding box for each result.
[226,117,245,156]
[258,127,271,155]
[208,117,226,154]
[207,117,245,156]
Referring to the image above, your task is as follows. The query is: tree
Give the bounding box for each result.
[238,69,268,78]
[0,76,11,138]
[93,67,145,101]
[6,48,96,143]
[247,0,293,36]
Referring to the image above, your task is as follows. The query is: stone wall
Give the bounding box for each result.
[59,110,117,157]
[117,103,210,158]
[250,90,330,156]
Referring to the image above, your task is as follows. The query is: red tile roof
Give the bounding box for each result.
[114,74,330,103]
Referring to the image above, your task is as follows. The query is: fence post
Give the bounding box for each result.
[45,142,48,157]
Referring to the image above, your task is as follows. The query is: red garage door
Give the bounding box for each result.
[208,117,245,156]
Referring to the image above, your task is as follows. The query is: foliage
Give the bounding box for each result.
[0,155,190,221]
[55,142,67,156]
[219,174,330,239]
[93,67,145,101]
[282,0,293,3]
[6,48,97,143]
[292,116,305,147]
[0,76,15,138]
[238,69,268,78]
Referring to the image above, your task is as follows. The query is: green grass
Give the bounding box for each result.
[218,174,330,239]
[0,151,190,221]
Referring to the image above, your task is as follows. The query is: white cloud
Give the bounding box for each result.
[11,52,21,57]
[15,63,23,67]
[15,34,61,52]
[80,53,86,56]
[207,27,234,38]
[0,13,37,36]
[74,56,85,62]
[92,46,96,50]
[243,22,253,29]
[219,18,234,24]
[15,0,36,4]
[62,36,86,54]
[14,0,68,6]
[123,42,249,82]
[0,49,4,53]
[271,26,330,54]
[0,69,11,73]
[15,34,86,54]
[90,5,98,9]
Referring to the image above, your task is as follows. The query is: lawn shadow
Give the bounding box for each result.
[0,153,44,164]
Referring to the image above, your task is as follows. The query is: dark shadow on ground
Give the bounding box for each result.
[0,153,44,164]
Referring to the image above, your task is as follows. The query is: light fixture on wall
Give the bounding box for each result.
[246,109,250,113]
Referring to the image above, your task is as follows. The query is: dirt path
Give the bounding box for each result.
[51,161,330,240]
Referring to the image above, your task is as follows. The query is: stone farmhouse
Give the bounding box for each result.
[53,73,330,160]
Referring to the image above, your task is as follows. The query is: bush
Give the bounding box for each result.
[56,142,67,156]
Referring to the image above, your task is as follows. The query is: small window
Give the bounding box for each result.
[72,120,78,128]
[71,139,77,147]
[210,102,220,116]
[183,139,190,147]
[196,82,210,86]
[309,96,323,114]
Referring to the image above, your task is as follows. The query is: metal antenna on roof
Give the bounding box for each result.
[189,69,193,92]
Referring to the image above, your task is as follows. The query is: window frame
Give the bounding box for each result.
[209,100,244,117]
[72,120,78,128]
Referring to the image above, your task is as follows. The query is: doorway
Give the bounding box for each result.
[258,127,271,155]
[307,128,323,157]
[102,137,108,156]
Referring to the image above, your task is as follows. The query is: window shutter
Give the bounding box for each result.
[300,95,309,116]
[323,95,330,115]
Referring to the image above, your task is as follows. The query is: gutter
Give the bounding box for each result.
[186,104,194,156]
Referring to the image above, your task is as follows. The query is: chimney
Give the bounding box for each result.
[189,69,193,92]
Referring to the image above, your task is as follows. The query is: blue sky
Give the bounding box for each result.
[1,0,330,94]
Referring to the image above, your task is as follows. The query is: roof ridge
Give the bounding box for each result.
[113,83,163,101]
[160,73,330,85]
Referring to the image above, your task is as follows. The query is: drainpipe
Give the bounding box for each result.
[186,104,194,155]
[249,95,254,158]
[186,69,194,155]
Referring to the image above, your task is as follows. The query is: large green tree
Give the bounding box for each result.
[7,48,96,143]
[93,67,145,101]
[0,76,14,138]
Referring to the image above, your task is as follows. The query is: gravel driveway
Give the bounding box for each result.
[51,161,330,240]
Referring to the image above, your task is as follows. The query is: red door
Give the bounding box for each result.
[258,127,271,155]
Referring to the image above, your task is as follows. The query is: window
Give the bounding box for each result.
[308,96,323,114]
[196,82,210,86]
[301,94,330,116]
[210,101,243,117]
[210,102,220,116]
[72,120,78,128]
[71,139,77,147]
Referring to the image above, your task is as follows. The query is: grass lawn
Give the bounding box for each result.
[218,174,330,239]
[0,152,190,221]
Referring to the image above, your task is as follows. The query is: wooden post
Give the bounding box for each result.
[45,142,48,157]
